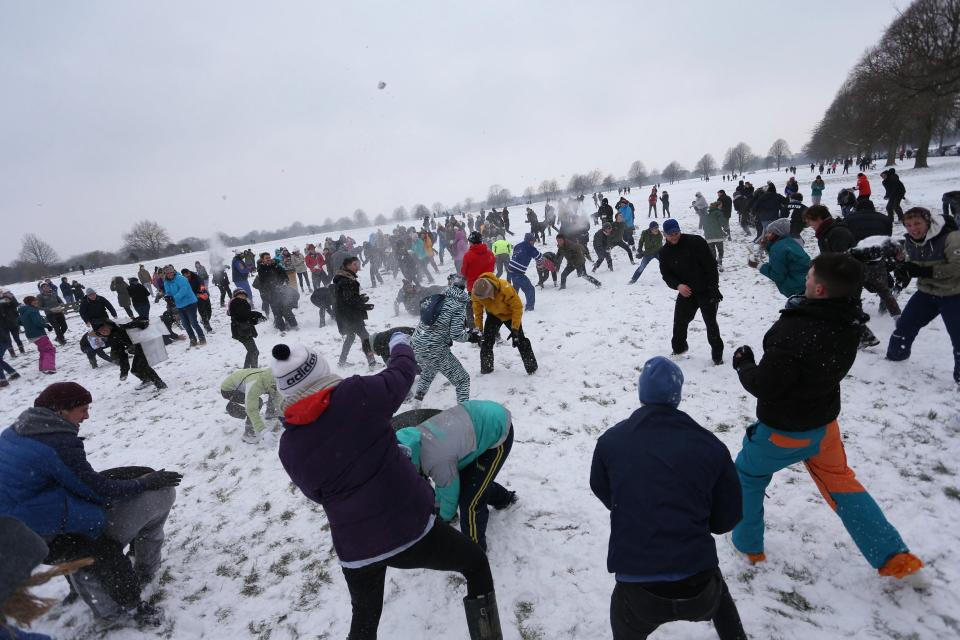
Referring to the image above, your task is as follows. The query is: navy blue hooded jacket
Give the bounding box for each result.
[590,404,742,578]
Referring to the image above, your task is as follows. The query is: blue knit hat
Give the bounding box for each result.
[637,356,684,408]
[662,219,680,235]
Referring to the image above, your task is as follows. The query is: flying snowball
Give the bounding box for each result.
[377,81,386,90]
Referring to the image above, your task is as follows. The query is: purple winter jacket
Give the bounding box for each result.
[277,344,435,564]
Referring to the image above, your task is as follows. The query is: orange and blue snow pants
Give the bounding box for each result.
[732,421,908,569]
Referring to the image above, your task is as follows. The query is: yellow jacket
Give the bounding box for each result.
[472,273,523,329]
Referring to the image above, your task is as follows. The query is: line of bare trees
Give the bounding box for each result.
[804,0,960,168]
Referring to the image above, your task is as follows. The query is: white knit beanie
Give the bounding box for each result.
[270,343,340,407]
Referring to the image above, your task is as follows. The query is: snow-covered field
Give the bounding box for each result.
[4,158,960,639]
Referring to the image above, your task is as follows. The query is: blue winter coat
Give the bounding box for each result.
[17,305,47,340]
[232,255,251,282]
[507,241,543,275]
[162,273,198,308]
[617,203,636,229]
[590,404,741,579]
[0,408,146,538]
[760,237,810,297]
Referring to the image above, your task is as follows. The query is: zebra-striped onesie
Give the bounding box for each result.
[411,284,472,402]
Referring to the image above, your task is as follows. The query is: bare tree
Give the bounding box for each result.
[727,142,754,175]
[122,220,171,259]
[768,139,792,170]
[487,185,512,207]
[392,206,407,222]
[522,186,535,203]
[19,234,59,268]
[661,161,686,184]
[432,202,444,215]
[412,203,430,219]
[353,208,370,227]
[694,154,717,181]
[463,197,475,211]
[538,179,558,197]
[628,160,648,185]
[374,213,387,225]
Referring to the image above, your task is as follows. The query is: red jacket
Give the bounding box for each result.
[461,243,495,290]
[856,175,871,197]
[304,252,325,273]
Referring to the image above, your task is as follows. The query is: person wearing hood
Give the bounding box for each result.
[162,265,206,346]
[231,252,254,299]
[220,367,280,444]
[506,233,543,311]
[886,207,960,383]
[472,273,538,376]
[880,168,907,224]
[274,338,502,639]
[91,318,167,390]
[78,288,118,326]
[591,357,746,640]
[395,400,517,552]
[228,289,266,368]
[110,276,134,319]
[37,284,68,346]
[17,297,56,375]
[411,273,480,403]
[750,218,810,297]
[333,257,376,368]
[692,192,709,229]
[461,232,496,291]
[660,190,670,216]
[0,292,25,359]
[597,197,614,225]
[0,383,182,626]
[731,254,922,579]
[127,277,151,319]
[0,516,94,640]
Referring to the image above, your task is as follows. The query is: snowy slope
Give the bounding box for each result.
[4,158,960,639]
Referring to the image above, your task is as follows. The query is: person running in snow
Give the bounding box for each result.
[274,338,502,639]
[127,277,151,319]
[461,231,496,292]
[228,289,266,368]
[702,202,728,271]
[0,382,182,627]
[0,329,20,387]
[162,265,206,346]
[395,400,517,552]
[749,218,810,298]
[37,283,68,346]
[886,207,960,383]
[333,257,376,368]
[110,276,134,319]
[492,236,513,277]
[220,367,280,444]
[411,273,480,403]
[730,254,923,579]
[591,356,747,640]
[660,190,670,217]
[506,233,543,311]
[628,221,664,284]
[880,168,906,224]
[91,318,167,390]
[647,188,658,217]
[555,234,602,290]
[18,297,56,374]
[472,273,538,375]
[658,219,724,364]
[212,267,232,307]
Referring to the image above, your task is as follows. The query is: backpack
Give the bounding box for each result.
[419,294,447,326]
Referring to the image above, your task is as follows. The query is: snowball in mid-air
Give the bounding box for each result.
[377,81,386,90]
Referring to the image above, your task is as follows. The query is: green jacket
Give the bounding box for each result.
[492,239,513,256]
[219,368,280,433]
[811,180,825,197]
[702,207,729,242]
[639,229,663,257]
[395,400,511,520]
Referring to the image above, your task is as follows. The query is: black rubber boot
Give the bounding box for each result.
[463,591,502,640]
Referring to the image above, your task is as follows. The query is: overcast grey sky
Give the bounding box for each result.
[0,0,911,260]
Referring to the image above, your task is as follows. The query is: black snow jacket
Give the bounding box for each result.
[333,269,369,334]
[228,296,263,339]
[815,218,856,254]
[846,208,893,244]
[737,297,861,432]
[658,234,720,298]
[752,190,786,222]
[127,282,150,306]
[882,173,906,200]
[78,296,117,324]
[717,193,733,217]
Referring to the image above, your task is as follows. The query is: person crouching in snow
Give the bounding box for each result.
[731,253,922,578]
[91,319,167,390]
[471,273,538,375]
[395,400,517,553]
[591,356,747,639]
[220,367,280,444]
[275,336,503,639]
[411,273,480,403]
[749,217,810,298]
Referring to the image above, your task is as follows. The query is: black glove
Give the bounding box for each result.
[905,263,934,279]
[508,330,520,348]
[709,290,723,305]
[732,346,755,372]
[44,324,53,331]
[139,470,183,490]
[363,303,375,311]
[467,330,482,344]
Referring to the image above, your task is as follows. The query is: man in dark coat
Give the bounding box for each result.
[716,189,733,239]
[555,234,602,289]
[333,257,376,367]
[78,289,118,326]
[257,253,298,332]
[592,356,745,639]
[228,289,266,368]
[274,338,501,638]
[92,318,167,390]
[880,168,906,223]
[658,219,723,364]
[846,199,893,244]
[730,254,921,579]
[127,277,151,319]
[597,197,615,225]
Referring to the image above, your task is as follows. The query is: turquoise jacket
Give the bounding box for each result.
[811,180,825,197]
[18,305,47,340]
[760,237,811,297]
[395,400,511,520]
[162,273,198,308]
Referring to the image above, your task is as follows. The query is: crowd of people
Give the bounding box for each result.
[1,163,957,640]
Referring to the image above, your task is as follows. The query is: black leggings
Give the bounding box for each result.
[342,521,493,640]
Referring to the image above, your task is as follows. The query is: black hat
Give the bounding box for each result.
[468,231,483,244]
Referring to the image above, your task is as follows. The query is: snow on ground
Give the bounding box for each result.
[4,158,960,639]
